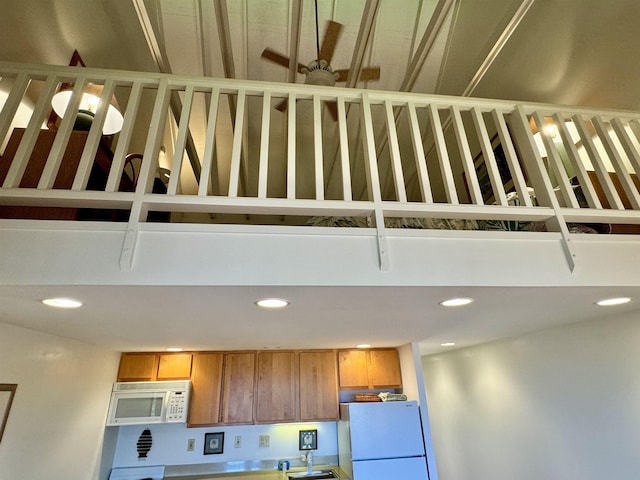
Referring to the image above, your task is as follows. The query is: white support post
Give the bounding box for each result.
[313,95,324,201]
[511,105,576,272]
[120,79,171,271]
[228,89,246,198]
[199,87,220,197]
[258,91,272,199]
[361,93,388,271]
[287,93,297,200]
[407,102,433,203]
[167,85,196,196]
[428,104,458,204]
[384,100,407,203]
[337,96,353,201]
[451,106,482,205]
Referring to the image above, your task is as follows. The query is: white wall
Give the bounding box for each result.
[112,421,337,468]
[422,310,640,480]
[0,322,120,480]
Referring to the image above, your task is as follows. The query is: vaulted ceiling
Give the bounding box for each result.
[3,0,640,110]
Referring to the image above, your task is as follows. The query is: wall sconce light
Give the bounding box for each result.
[529,116,581,157]
[50,83,124,135]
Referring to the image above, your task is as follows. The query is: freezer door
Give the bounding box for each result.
[348,401,426,460]
[353,456,429,480]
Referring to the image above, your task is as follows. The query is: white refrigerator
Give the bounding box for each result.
[337,401,430,480]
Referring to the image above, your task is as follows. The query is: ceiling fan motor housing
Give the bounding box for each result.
[302,59,339,86]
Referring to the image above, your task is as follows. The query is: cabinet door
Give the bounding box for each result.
[299,351,338,421]
[221,353,256,424]
[188,352,223,426]
[117,353,158,381]
[255,351,297,423]
[368,349,402,388]
[157,353,193,380]
[337,350,369,389]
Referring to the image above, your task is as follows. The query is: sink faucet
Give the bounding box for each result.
[306,450,313,474]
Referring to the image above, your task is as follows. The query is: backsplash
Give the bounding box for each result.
[111,421,338,469]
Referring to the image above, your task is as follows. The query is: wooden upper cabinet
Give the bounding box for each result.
[368,349,402,388]
[188,352,224,426]
[337,350,370,389]
[221,352,256,424]
[157,353,193,380]
[338,348,402,390]
[117,353,159,381]
[255,351,297,423]
[117,352,192,382]
[299,351,339,421]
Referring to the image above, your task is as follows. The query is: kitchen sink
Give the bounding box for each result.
[288,469,338,479]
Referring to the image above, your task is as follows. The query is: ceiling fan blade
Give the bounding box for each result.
[275,98,289,112]
[334,67,381,83]
[334,69,349,82]
[359,67,381,81]
[318,20,343,64]
[325,101,338,122]
[261,48,306,74]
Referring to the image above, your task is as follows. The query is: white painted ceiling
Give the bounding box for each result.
[1,0,640,355]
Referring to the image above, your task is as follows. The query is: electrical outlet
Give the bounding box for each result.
[234,435,242,448]
[259,435,270,447]
[187,438,195,452]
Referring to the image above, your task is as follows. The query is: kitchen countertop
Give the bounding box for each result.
[163,457,350,480]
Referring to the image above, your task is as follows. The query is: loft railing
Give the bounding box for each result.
[1,61,640,269]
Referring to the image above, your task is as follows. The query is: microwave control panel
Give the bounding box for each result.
[166,390,189,422]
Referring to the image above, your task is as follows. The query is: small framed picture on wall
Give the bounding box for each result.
[204,432,224,455]
[299,429,317,450]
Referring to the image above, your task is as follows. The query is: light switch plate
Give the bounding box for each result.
[259,435,270,447]
[234,435,242,448]
[187,438,195,451]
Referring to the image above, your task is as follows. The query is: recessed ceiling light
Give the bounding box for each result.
[42,297,82,309]
[596,297,631,306]
[440,342,456,347]
[439,297,473,307]
[166,347,183,352]
[255,298,290,308]
[356,344,371,349]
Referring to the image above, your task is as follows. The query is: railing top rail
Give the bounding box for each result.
[2,61,640,119]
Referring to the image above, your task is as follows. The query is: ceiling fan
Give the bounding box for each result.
[260,11,381,120]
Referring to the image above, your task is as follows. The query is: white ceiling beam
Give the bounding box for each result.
[288,0,304,83]
[345,0,380,89]
[462,0,536,96]
[196,0,216,78]
[399,0,456,92]
[213,0,236,79]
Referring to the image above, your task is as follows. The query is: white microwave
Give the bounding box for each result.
[106,380,191,426]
